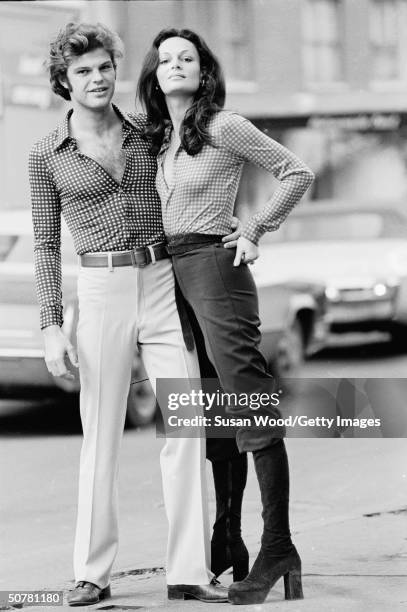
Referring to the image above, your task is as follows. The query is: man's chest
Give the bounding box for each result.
[51,140,159,205]
[78,136,126,184]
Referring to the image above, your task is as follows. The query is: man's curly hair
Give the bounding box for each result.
[47,22,123,100]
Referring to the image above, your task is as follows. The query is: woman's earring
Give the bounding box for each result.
[155,84,159,91]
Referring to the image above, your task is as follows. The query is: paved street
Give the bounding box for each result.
[0,342,406,610]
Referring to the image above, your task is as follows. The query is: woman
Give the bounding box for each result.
[137,28,314,605]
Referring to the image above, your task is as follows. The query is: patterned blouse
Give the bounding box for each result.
[156,110,314,244]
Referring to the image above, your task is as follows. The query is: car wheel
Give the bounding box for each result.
[274,318,305,377]
[126,378,157,428]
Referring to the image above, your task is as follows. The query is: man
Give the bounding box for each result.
[29,22,235,605]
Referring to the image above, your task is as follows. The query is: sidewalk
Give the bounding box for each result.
[58,507,406,612]
[8,438,407,612]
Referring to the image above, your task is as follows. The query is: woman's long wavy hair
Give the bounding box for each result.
[137,28,226,156]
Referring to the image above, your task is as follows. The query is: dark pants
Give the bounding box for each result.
[184,293,241,462]
[170,238,284,453]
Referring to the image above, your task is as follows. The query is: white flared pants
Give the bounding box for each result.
[73,259,212,588]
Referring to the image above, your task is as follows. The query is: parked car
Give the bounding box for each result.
[257,279,326,374]
[0,209,154,427]
[255,200,407,347]
[0,210,328,425]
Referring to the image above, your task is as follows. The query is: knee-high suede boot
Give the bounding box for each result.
[228,440,303,605]
[210,453,249,582]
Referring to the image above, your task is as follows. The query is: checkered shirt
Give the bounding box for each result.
[157,111,314,243]
[29,105,164,329]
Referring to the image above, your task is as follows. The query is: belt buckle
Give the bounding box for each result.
[130,250,138,268]
[131,248,147,268]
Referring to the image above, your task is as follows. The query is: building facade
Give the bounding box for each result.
[1,0,407,210]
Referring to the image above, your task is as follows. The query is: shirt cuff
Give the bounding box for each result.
[40,305,64,330]
[241,220,278,245]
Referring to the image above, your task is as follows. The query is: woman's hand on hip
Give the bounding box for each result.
[233,237,259,266]
[222,216,242,248]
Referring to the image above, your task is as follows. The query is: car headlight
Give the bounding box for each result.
[373,283,387,297]
[325,286,340,301]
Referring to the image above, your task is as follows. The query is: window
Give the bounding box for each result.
[172,0,253,85]
[218,0,253,82]
[302,0,343,84]
[369,0,400,81]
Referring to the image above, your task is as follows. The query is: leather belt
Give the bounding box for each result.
[166,234,226,256]
[80,242,169,268]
